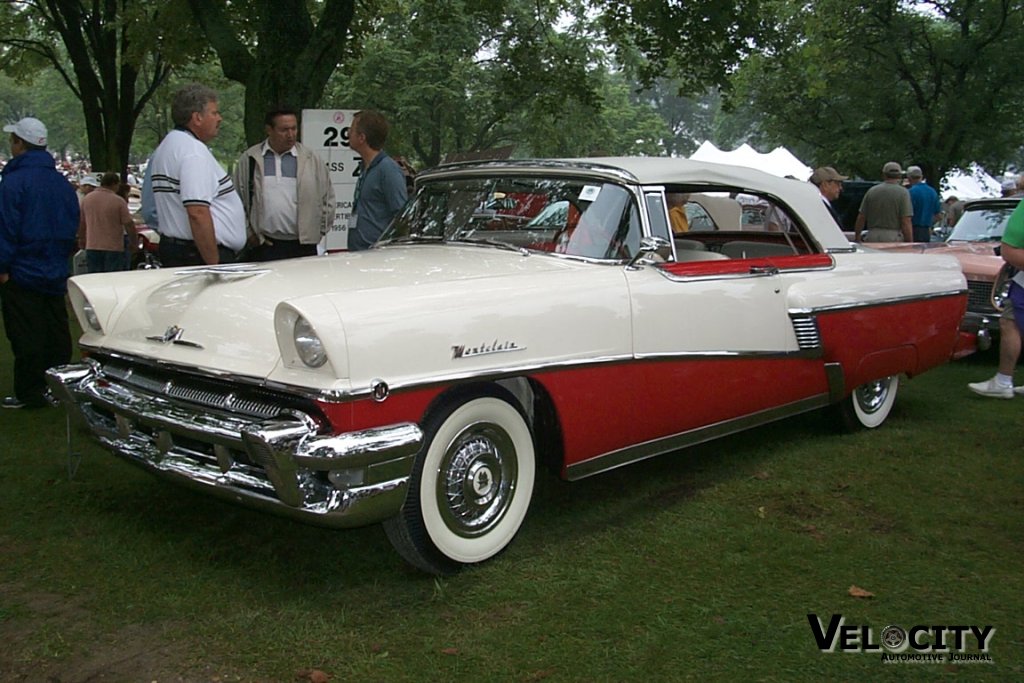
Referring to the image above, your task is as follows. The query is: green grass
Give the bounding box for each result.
[0,323,1021,682]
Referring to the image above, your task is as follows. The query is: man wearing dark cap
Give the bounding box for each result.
[854,161,912,242]
[809,166,847,227]
[0,117,80,408]
[906,165,941,243]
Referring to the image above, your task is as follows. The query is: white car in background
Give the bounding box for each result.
[49,157,969,574]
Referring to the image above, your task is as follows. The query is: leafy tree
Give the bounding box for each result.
[0,0,193,174]
[0,69,87,159]
[330,0,605,167]
[186,0,365,145]
[729,0,1024,181]
[131,61,246,166]
[593,0,768,92]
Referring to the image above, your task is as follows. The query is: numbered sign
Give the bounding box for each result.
[301,109,361,251]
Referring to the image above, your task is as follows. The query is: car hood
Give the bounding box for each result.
[70,245,626,387]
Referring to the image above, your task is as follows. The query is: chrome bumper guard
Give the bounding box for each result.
[46,361,423,528]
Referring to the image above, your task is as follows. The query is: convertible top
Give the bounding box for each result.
[422,156,853,252]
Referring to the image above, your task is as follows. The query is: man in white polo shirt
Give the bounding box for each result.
[234,106,335,261]
[150,83,246,266]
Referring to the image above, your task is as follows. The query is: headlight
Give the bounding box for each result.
[293,316,327,368]
[82,300,103,332]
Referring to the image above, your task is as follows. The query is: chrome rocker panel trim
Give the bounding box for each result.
[46,362,423,529]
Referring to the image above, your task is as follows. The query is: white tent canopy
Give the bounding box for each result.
[940,164,1002,200]
[689,141,813,180]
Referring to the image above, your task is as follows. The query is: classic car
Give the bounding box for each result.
[48,158,969,575]
[869,196,1020,350]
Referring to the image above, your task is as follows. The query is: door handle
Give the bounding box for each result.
[749,265,779,275]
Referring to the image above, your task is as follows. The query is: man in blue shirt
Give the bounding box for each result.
[907,165,941,243]
[0,117,80,408]
[347,110,408,250]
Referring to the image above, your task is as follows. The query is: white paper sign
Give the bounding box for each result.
[301,109,361,251]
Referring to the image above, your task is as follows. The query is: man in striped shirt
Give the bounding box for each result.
[150,84,246,266]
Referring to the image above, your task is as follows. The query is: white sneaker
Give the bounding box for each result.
[967,377,1014,399]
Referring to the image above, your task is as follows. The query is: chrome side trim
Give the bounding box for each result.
[566,393,832,481]
[789,289,967,315]
[85,347,832,403]
[632,348,822,361]
[789,315,822,350]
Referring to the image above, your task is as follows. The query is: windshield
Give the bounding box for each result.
[382,174,642,260]
[948,204,1018,242]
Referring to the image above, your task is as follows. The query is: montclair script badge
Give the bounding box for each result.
[452,339,524,360]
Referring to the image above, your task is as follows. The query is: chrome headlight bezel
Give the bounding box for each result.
[293,316,328,368]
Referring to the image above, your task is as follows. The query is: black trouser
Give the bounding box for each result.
[0,280,71,406]
[158,236,237,267]
[252,238,317,262]
[912,225,931,243]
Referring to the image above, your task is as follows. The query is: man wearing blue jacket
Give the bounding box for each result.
[0,117,80,408]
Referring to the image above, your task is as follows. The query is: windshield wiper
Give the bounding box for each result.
[381,234,445,245]
[449,237,530,255]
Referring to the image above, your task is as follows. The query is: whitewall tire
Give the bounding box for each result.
[384,388,536,574]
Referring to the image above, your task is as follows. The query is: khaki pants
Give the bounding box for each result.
[864,229,902,243]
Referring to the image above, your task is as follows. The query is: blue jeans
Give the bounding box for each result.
[86,249,127,274]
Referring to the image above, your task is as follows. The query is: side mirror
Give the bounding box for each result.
[626,236,671,270]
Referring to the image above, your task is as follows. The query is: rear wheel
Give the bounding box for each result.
[384,387,536,574]
[834,375,900,431]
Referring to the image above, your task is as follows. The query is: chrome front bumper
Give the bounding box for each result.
[46,362,423,528]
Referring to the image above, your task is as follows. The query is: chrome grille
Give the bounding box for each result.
[966,280,996,314]
[790,315,822,350]
[96,357,303,420]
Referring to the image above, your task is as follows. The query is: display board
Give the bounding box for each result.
[301,109,361,251]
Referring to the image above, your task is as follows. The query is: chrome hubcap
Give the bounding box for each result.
[437,423,517,538]
[855,377,891,414]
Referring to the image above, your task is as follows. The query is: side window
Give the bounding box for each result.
[645,192,672,243]
[558,184,639,260]
[686,202,716,231]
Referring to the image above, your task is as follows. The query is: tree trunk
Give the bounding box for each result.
[187,0,357,146]
[35,0,170,177]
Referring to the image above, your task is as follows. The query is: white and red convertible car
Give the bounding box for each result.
[49,158,969,574]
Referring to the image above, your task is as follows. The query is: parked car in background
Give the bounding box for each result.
[48,158,969,574]
[830,179,878,232]
[870,196,1019,349]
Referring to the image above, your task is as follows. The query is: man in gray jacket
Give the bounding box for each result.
[234,107,335,261]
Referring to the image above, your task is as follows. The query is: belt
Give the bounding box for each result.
[161,235,236,253]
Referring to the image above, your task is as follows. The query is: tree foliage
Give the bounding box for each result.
[593,0,768,92]
[186,0,365,145]
[0,0,194,173]
[730,0,1024,180]
[331,0,680,166]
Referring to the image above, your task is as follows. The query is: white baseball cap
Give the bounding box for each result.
[79,175,100,187]
[3,117,48,146]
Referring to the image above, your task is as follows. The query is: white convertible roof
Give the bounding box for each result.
[428,156,853,251]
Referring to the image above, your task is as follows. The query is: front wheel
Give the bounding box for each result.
[384,388,536,575]
[833,375,900,431]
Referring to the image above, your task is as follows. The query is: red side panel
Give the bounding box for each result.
[660,253,834,278]
[814,294,967,388]
[531,357,828,467]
